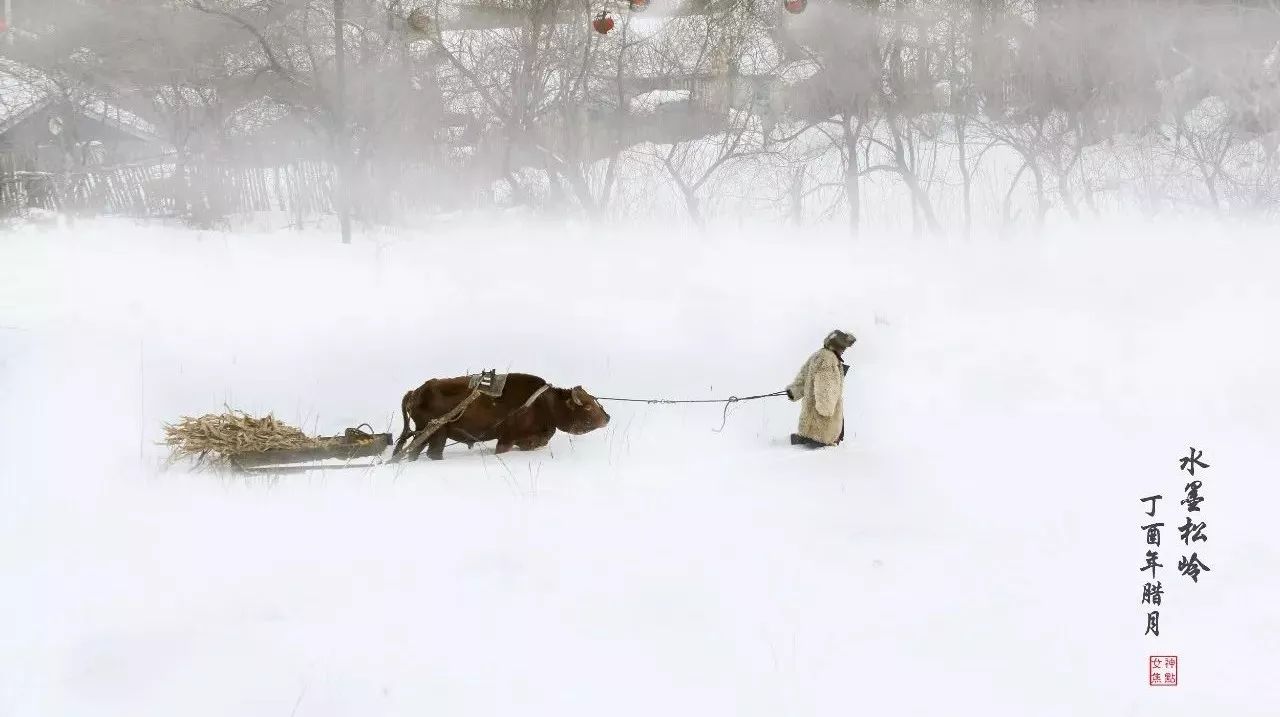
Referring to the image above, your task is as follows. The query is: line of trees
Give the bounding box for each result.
[3,0,1278,235]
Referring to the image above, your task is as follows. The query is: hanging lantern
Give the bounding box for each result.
[407,6,434,33]
[628,0,650,12]
[783,0,806,14]
[592,11,615,34]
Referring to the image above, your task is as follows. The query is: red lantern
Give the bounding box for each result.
[784,0,806,14]
[629,0,650,12]
[592,11,614,34]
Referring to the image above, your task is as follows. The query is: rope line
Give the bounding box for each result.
[595,390,788,404]
[595,390,789,433]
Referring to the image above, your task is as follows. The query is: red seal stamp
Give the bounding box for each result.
[1149,656,1178,686]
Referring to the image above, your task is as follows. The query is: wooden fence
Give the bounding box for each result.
[1,152,468,226]
[0,153,342,225]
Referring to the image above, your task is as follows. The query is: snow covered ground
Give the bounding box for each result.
[1,215,1278,716]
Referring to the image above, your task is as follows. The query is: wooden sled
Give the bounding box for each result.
[229,426,392,474]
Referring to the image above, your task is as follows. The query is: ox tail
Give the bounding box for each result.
[390,389,415,460]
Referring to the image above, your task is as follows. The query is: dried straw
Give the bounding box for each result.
[162,407,321,468]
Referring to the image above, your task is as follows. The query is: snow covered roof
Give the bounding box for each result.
[776,58,820,86]
[78,98,161,141]
[629,88,691,113]
[225,97,297,138]
[0,58,161,142]
[0,59,56,134]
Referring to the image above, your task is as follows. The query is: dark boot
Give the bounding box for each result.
[790,433,825,449]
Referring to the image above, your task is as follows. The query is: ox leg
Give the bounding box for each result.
[514,429,554,452]
[424,430,447,461]
[390,428,415,461]
[402,426,437,462]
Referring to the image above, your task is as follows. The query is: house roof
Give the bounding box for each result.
[225,96,298,138]
[0,58,163,143]
[0,59,55,134]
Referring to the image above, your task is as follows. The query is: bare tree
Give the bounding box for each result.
[628,2,781,226]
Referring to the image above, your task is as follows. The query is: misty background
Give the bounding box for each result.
[1,0,1278,236]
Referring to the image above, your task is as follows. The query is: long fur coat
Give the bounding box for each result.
[786,347,847,445]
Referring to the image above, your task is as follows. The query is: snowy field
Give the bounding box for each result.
[2,215,1278,716]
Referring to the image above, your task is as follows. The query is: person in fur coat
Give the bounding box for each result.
[785,330,856,447]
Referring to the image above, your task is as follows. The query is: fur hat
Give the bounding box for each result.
[824,329,857,349]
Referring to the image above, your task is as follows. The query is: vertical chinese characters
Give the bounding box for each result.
[1139,494,1163,636]
[1140,448,1215,637]
[1178,448,1211,584]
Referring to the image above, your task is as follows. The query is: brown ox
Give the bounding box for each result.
[390,373,610,462]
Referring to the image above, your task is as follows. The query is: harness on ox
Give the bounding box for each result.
[469,369,506,397]
[397,371,550,459]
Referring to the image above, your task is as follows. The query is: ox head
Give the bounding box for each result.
[554,385,610,435]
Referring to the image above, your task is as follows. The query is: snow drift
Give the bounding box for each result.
[1,216,1277,716]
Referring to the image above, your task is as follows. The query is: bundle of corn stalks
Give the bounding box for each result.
[162,408,320,468]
